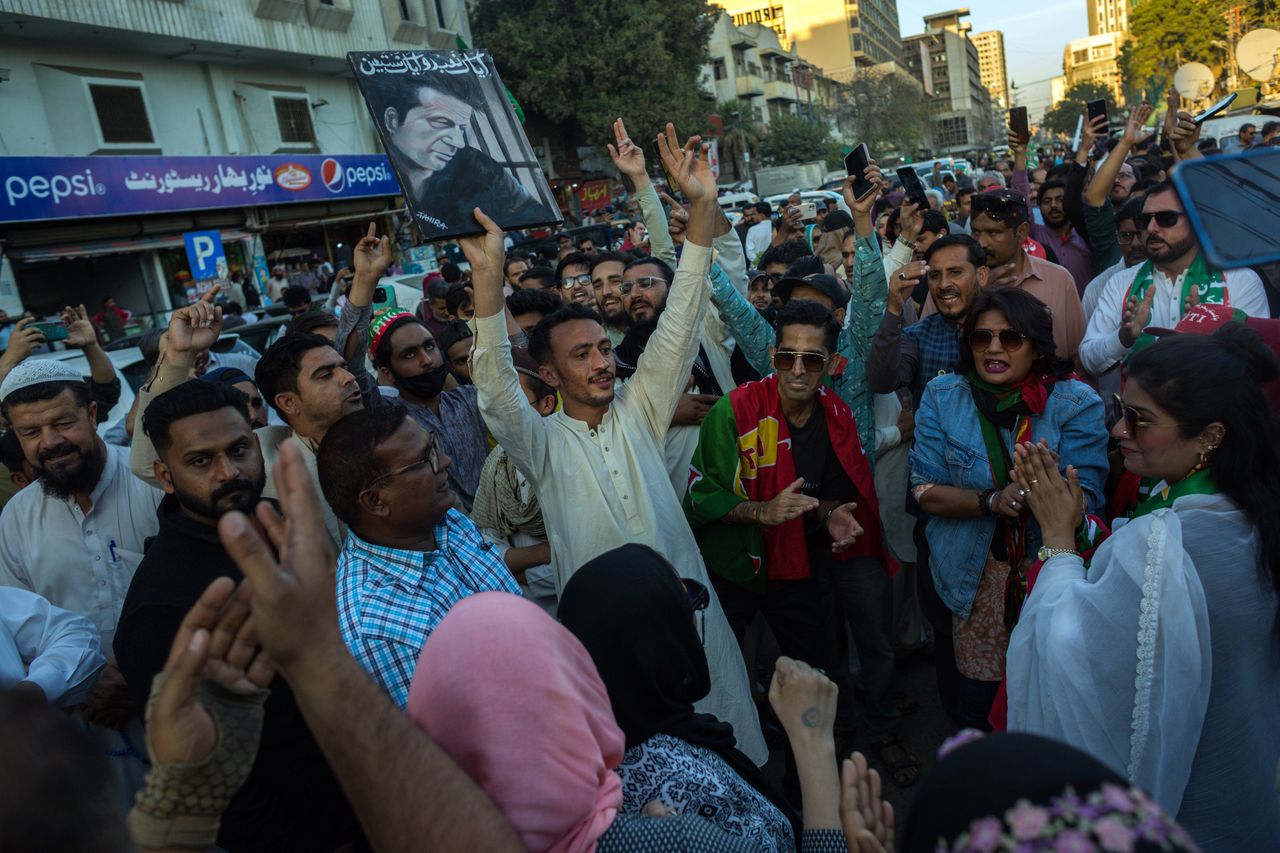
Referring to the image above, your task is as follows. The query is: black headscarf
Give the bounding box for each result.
[903,733,1198,853]
[559,545,799,837]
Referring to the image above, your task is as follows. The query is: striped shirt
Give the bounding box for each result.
[336,510,521,707]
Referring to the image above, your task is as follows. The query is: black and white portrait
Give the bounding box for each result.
[350,50,561,241]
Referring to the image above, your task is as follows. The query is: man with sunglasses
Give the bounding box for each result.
[468,121,768,764]
[684,299,906,780]
[317,406,520,709]
[965,189,1085,363]
[1079,181,1269,378]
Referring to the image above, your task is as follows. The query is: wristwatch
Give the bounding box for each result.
[1036,546,1077,561]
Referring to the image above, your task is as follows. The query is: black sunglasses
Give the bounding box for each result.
[773,350,827,373]
[681,578,710,612]
[1110,394,1180,436]
[969,329,1027,352]
[971,193,1025,222]
[1135,210,1183,230]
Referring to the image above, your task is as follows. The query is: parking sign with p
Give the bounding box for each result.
[183,230,226,281]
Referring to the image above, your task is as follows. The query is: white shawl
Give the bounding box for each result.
[1005,499,1218,813]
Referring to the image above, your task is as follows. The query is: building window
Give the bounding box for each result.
[398,0,412,20]
[713,59,726,81]
[433,0,448,28]
[89,83,154,144]
[274,97,316,144]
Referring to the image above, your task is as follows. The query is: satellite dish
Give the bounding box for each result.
[1237,29,1280,83]
[1173,63,1215,100]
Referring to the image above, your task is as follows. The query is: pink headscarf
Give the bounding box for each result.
[407,592,624,853]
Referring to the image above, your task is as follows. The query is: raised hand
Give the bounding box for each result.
[840,753,895,853]
[146,577,274,764]
[887,259,927,316]
[845,161,883,219]
[896,200,923,244]
[1163,89,1200,158]
[655,122,713,205]
[218,440,344,678]
[761,477,820,525]
[0,316,45,368]
[167,287,223,356]
[1079,113,1107,158]
[60,304,98,350]
[1011,442,1083,549]
[1118,287,1155,348]
[352,221,394,282]
[457,207,506,279]
[662,192,690,242]
[826,502,864,553]
[768,656,838,744]
[606,118,648,186]
[1123,102,1154,147]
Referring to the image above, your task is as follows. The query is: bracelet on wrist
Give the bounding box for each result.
[978,488,998,516]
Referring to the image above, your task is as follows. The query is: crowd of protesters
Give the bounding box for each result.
[0,91,1276,853]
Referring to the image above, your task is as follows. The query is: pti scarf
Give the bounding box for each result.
[559,546,802,842]
[968,373,1058,629]
[683,374,889,590]
[1125,254,1227,359]
[1132,467,1218,518]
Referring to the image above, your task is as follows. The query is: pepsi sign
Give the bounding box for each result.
[0,153,402,224]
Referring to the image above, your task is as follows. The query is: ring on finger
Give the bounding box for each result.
[1017,488,1027,499]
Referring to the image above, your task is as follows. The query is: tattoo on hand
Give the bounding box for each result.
[801,707,820,728]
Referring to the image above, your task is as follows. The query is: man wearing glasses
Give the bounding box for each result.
[1080,181,1269,378]
[554,251,596,309]
[317,406,520,709]
[684,298,899,773]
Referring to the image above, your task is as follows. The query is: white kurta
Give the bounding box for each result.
[0,586,105,707]
[473,241,767,765]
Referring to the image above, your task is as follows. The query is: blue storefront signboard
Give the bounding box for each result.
[0,154,401,225]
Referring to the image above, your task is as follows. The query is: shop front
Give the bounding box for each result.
[0,153,401,325]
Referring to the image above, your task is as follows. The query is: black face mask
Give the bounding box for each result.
[394,360,451,401]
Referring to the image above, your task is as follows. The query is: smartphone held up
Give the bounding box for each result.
[844,143,877,200]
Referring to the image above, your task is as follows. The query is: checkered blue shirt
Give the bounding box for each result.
[903,313,962,403]
[336,509,521,707]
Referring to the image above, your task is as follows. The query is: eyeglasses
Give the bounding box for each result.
[1135,210,1183,230]
[560,274,592,289]
[1110,394,1180,436]
[971,193,1026,222]
[969,329,1027,351]
[618,276,666,295]
[1116,230,1142,245]
[362,431,441,492]
[682,578,709,647]
[773,350,827,373]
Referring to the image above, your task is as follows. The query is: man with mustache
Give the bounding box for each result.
[470,121,767,764]
[1079,181,1270,378]
[588,251,632,345]
[0,359,163,801]
[114,379,362,850]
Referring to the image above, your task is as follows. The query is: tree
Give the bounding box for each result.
[471,0,715,149]
[1040,81,1120,138]
[1118,0,1228,98]
[830,69,930,159]
[754,113,843,168]
[715,99,759,182]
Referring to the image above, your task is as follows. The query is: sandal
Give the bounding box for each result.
[873,735,920,788]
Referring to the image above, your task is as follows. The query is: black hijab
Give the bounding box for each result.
[559,545,799,836]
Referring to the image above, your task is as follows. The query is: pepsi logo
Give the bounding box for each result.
[274,163,312,191]
[321,158,345,193]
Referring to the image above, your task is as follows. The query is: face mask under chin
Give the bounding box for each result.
[394,361,451,400]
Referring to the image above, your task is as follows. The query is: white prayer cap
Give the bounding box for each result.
[0,359,86,404]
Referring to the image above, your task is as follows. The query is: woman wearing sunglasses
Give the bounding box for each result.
[908,288,1108,731]
[1005,326,1280,851]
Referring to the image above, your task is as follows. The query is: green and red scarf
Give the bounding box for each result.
[684,374,893,591]
[1125,254,1227,360]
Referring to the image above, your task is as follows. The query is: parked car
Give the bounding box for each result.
[763,189,851,216]
[717,191,761,212]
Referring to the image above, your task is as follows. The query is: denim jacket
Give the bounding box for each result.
[908,373,1108,618]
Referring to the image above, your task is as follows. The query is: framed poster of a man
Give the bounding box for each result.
[349,50,561,241]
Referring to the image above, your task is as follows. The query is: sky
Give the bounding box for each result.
[894,0,1090,119]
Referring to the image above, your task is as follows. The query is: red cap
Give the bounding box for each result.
[1148,304,1247,337]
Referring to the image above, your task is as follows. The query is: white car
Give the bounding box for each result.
[764,190,851,217]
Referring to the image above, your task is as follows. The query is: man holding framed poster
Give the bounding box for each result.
[350,50,561,241]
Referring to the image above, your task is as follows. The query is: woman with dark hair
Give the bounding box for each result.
[1006,325,1280,850]
[560,545,852,853]
[908,288,1108,731]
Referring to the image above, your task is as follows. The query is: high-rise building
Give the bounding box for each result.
[712,0,903,77]
[1063,33,1126,103]
[971,30,1010,107]
[900,10,995,153]
[1087,0,1130,36]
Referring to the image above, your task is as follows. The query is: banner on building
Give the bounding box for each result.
[349,49,561,242]
[576,180,612,214]
[707,140,721,182]
[0,153,400,225]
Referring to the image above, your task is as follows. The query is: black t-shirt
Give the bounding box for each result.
[786,411,858,551]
